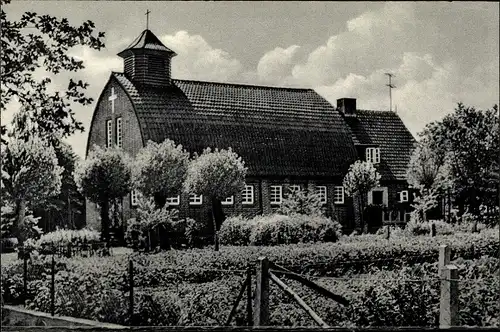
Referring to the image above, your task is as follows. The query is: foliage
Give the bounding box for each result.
[29,142,86,232]
[276,187,325,216]
[132,140,190,208]
[219,214,341,246]
[2,253,497,327]
[0,0,105,143]
[73,145,132,242]
[343,160,381,232]
[419,103,499,217]
[124,195,181,250]
[1,135,62,246]
[183,147,247,200]
[1,135,63,206]
[343,160,381,197]
[36,228,100,247]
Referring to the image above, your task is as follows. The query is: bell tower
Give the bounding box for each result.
[117,29,177,87]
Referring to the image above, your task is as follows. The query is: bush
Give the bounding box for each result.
[37,228,100,247]
[220,214,342,246]
[276,188,326,216]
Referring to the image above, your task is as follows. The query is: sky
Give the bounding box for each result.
[2,1,499,159]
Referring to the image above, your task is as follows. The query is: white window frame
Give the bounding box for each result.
[106,120,112,148]
[242,185,254,205]
[130,190,140,207]
[116,117,122,148]
[289,185,301,194]
[316,186,327,205]
[366,147,380,164]
[399,190,409,203]
[270,185,283,205]
[189,194,203,206]
[334,186,345,204]
[221,196,234,205]
[166,195,180,206]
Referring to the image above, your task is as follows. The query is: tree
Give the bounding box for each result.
[419,103,499,218]
[132,139,190,209]
[277,187,325,216]
[1,135,63,251]
[73,145,132,246]
[343,160,381,233]
[1,0,105,143]
[406,138,453,222]
[183,148,247,251]
[33,142,86,231]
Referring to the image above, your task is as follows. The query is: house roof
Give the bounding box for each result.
[111,72,358,178]
[118,29,176,57]
[345,110,416,181]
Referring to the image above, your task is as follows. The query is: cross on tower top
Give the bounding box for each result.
[145,9,151,30]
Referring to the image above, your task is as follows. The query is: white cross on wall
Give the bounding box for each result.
[108,87,117,114]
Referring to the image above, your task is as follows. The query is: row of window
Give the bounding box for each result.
[106,118,122,148]
[130,185,346,207]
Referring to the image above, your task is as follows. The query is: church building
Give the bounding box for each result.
[86,29,416,233]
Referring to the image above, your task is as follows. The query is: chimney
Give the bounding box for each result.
[337,98,357,117]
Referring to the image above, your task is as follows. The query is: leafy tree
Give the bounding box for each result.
[1,135,63,251]
[73,145,132,246]
[183,148,247,251]
[32,142,86,231]
[419,103,499,218]
[277,187,325,216]
[343,160,381,233]
[406,138,453,222]
[132,139,190,208]
[1,0,105,143]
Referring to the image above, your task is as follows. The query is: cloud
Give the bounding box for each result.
[161,31,243,82]
[256,45,300,84]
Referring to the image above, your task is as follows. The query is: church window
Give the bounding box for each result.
[116,117,122,148]
[189,194,203,206]
[366,147,380,164]
[334,186,345,204]
[221,196,234,205]
[242,185,254,205]
[106,120,112,148]
[270,185,283,205]
[166,195,180,206]
[317,186,327,204]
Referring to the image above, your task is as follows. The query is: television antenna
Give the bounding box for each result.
[385,73,396,112]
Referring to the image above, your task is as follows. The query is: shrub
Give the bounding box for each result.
[220,214,342,246]
[37,228,100,247]
[276,188,325,216]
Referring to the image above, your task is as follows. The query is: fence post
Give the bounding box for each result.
[129,259,134,325]
[253,256,269,327]
[23,255,28,306]
[50,255,55,316]
[384,225,390,240]
[439,245,451,278]
[439,264,459,328]
[246,266,253,326]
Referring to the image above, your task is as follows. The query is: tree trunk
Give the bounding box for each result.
[100,199,110,250]
[359,193,367,234]
[14,199,27,259]
[211,197,225,251]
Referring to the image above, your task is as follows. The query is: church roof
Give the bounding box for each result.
[346,110,416,181]
[118,29,176,56]
[111,72,358,178]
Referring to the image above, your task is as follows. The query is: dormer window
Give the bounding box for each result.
[366,147,380,164]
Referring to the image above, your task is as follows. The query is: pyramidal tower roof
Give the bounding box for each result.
[117,29,176,57]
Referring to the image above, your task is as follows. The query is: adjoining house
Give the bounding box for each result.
[85,29,417,233]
